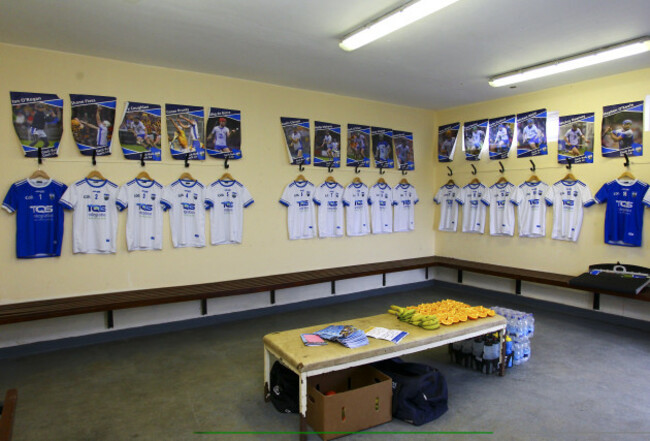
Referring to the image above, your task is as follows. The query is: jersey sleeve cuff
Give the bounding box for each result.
[2,203,15,213]
[481,199,489,206]
[510,200,518,206]
[279,199,290,207]
[161,200,171,211]
[116,200,127,211]
[243,199,254,208]
[414,199,419,205]
[59,200,73,210]
[433,198,440,204]
[584,200,596,207]
[313,199,321,206]
[455,199,463,206]
[544,198,553,205]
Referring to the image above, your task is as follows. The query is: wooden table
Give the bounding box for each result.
[263,313,507,439]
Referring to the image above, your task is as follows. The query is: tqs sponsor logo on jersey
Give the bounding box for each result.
[446,200,453,205]
[297,200,310,208]
[181,202,196,211]
[470,200,479,206]
[379,201,387,207]
[87,204,106,213]
[327,201,338,208]
[30,205,53,214]
[137,203,153,212]
[496,200,506,207]
[221,201,234,209]
[616,200,633,209]
[562,199,575,207]
[354,200,364,206]
[528,199,540,206]
[401,200,412,206]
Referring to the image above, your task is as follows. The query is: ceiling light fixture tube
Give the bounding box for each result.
[339,0,461,52]
[489,37,650,87]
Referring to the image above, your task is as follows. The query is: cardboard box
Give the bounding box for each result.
[306,365,392,441]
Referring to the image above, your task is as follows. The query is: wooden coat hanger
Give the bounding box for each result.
[469,177,481,185]
[29,169,50,180]
[618,170,636,180]
[86,170,106,181]
[445,178,455,186]
[325,176,337,183]
[399,178,409,185]
[179,172,196,181]
[526,175,540,183]
[220,172,234,181]
[495,176,509,184]
[136,171,153,181]
[377,177,387,185]
[352,177,362,184]
[295,174,306,182]
[562,172,577,182]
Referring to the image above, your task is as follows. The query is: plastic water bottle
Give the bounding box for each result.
[513,341,523,366]
[521,335,530,363]
[517,317,526,339]
[527,314,535,338]
[506,315,516,337]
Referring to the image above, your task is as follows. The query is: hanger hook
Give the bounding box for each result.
[140,152,145,167]
[379,166,385,175]
[471,164,477,175]
[529,160,536,172]
[224,157,230,169]
[37,147,43,165]
[623,153,630,167]
[354,164,360,174]
[298,163,305,172]
[401,169,407,176]
[327,162,334,173]
[499,161,505,173]
[92,149,97,166]
[184,153,190,168]
[566,157,572,170]
[447,166,452,177]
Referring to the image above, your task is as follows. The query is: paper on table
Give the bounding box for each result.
[366,327,408,344]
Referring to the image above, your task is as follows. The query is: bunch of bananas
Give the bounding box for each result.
[387,305,440,330]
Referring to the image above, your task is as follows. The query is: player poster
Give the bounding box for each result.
[371,126,394,169]
[463,119,488,161]
[601,101,643,157]
[437,123,458,162]
[516,109,547,158]
[281,117,311,166]
[488,115,516,160]
[10,91,63,158]
[346,124,370,168]
[70,94,116,157]
[558,113,594,164]
[119,102,162,161]
[165,104,206,161]
[206,107,241,159]
[313,121,341,168]
[394,130,414,171]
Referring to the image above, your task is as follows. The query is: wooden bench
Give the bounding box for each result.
[0,256,647,326]
[0,389,17,441]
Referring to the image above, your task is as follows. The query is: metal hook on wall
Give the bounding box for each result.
[499,161,505,173]
[471,164,477,175]
[529,160,536,172]
[447,166,453,176]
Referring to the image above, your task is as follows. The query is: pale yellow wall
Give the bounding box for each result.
[0,43,437,304]
[434,68,650,274]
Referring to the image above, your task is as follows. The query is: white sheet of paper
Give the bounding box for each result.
[546,111,560,142]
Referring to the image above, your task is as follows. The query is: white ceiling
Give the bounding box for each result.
[1,0,649,110]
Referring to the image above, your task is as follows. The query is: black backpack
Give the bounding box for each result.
[269,361,299,414]
[373,358,448,426]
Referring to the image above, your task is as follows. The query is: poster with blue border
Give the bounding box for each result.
[516,109,547,158]
[371,126,394,169]
[119,102,162,161]
[70,94,116,157]
[206,107,241,159]
[346,124,370,169]
[165,104,206,161]
[394,130,414,171]
[488,115,516,160]
[558,113,594,164]
[601,101,643,157]
[10,91,63,158]
[437,123,458,162]
[313,121,341,169]
[463,119,488,161]
[281,117,311,166]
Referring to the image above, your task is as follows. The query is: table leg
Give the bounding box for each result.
[299,414,308,441]
[498,328,506,377]
[299,373,308,441]
[264,347,271,402]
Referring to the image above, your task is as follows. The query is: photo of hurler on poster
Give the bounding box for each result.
[10,91,63,158]
[206,107,241,160]
[70,94,116,157]
[463,119,488,161]
[119,102,162,161]
[558,113,594,164]
[165,104,206,161]
[516,109,547,158]
[394,130,414,171]
[601,101,643,157]
[438,123,458,162]
[347,124,370,168]
[313,121,341,169]
[371,127,394,169]
[281,117,311,166]
[488,115,515,160]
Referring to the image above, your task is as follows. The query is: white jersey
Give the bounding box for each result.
[368,182,393,234]
[434,184,460,232]
[59,178,119,254]
[456,183,487,234]
[564,128,583,147]
[323,134,332,147]
[290,132,302,149]
[280,180,316,240]
[343,182,370,236]
[313,181,344,238]
[392,183,418,232]
[522,125,541,143]
[117,179,165,251]
[97,123,109,147]
[495,127,509,146]
[211,125,229,148]
[134,121,147,137]
[205,180,254,245]
[161,180,207,248]
[482,182,516,236]
[510,181,550,238]
[545,180,595,242]
[188,121,200,141]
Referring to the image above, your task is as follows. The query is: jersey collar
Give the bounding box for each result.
[219,179,236,187]
[86,178,107,188]
[27,178,52,188]
[136,178,155,188]
[179,179,198,188]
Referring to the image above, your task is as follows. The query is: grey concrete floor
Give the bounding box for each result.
[1,285,649,441]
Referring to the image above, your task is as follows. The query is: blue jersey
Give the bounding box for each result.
[594,179,649,247]
[2,178,67,258]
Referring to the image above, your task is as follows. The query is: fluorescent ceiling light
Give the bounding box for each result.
[339,0,461,51]
[489,37,650,87]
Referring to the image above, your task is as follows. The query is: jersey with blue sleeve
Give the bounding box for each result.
[60,178,119,254]
[482,182,516,236]
[117,179,165,251]
[343,182,370,236]
[612,128,634,149]
[456,183,487,234]
[510,181,550,238]
[594,179,649,247]
[434,184,459,232]
[392,183,418,232]
[369,182,393,234]
[206,179,254,245]
[313,181,344,238]
[545,180,595,242]
[161,179,207,248]
[280,180,316,240]
[2,178,67,258]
